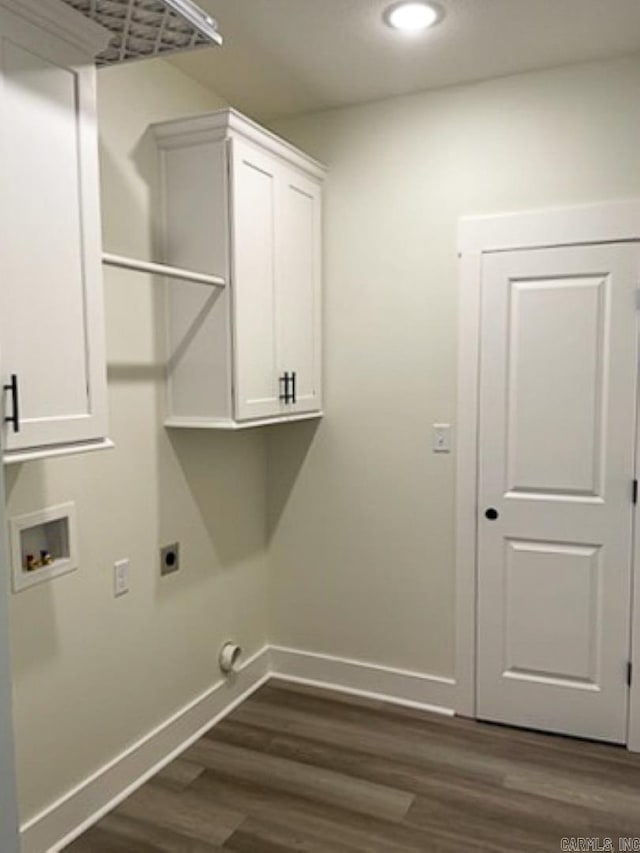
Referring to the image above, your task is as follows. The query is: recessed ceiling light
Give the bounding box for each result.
[383,1,443,32]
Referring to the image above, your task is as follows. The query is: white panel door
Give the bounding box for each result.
[477,242,639,743]
[0,17,107,451]
[230,138,280,421]
[277,167,322,415]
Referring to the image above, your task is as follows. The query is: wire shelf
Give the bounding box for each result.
[61,0,222,66]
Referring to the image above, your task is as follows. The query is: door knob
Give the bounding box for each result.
[485,507,499,520]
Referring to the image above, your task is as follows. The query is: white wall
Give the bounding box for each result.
[6,59,270,823]
[267,55,640,679]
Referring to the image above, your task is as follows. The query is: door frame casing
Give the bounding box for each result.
[454,199,640,750]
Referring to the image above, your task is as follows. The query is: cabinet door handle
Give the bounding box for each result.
[279,372,291,403]
[291,371,297,404]
[4,374,20,433]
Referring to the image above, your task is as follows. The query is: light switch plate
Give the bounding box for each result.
[114,559,130,597]
[432,423,452,453]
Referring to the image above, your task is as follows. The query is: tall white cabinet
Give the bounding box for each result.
[0,0,110,462]
[0,460,17,853]
[154,109,325,429]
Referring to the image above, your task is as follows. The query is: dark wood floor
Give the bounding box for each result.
[67,680,640,852]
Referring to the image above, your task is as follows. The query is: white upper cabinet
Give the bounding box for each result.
[154,109,325,429]
[0,0,110,462]
[276,165,322,416]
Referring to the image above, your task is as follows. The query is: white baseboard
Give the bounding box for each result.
[20,645,455,852]
[21,646,271,853]
[270,645,456,716]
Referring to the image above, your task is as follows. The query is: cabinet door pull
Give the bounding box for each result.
[279,372,291,403]
[4,374,20,433]
[291,371,297,404]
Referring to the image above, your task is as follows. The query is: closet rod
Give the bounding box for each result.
[102,253,225,288]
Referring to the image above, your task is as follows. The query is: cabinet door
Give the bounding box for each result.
[0,12,107,452]
[277,167,322,414]
[230,138,281,421]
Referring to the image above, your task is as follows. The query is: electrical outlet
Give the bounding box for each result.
[114,558,129,597]
[160,542,180,576]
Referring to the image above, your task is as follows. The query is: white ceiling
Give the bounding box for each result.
[170,0,640,121]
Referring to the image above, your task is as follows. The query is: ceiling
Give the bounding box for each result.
[170,0,640,121]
